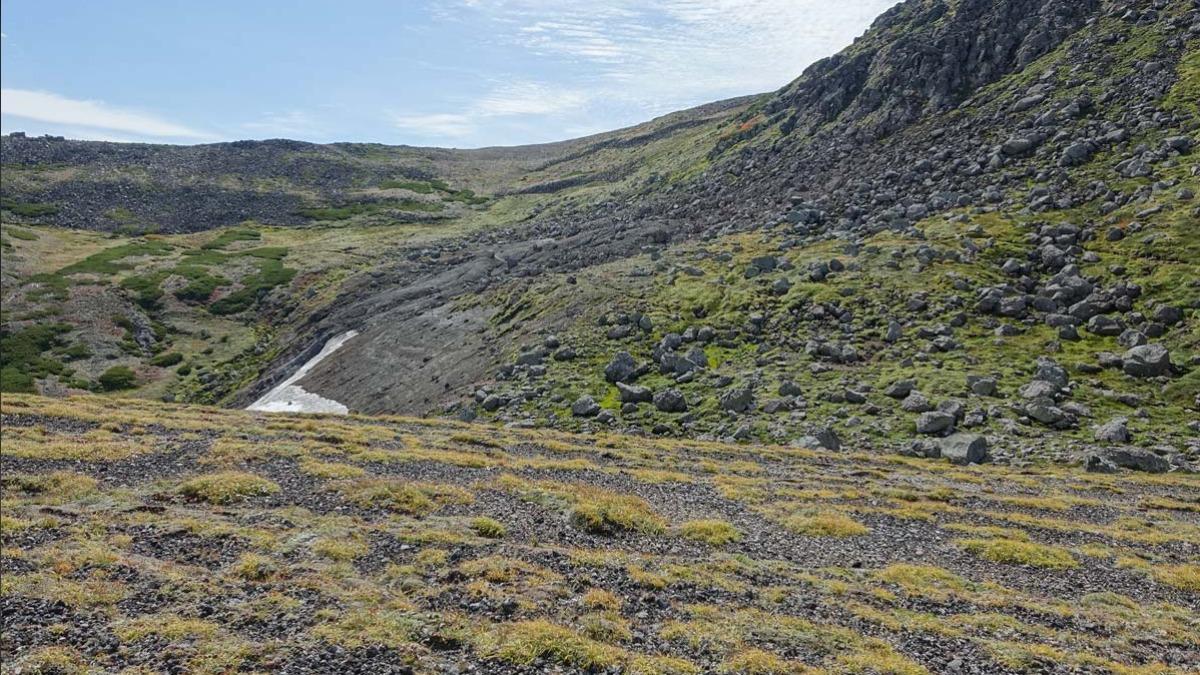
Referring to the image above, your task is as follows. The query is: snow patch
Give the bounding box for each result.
[247,330,358,414]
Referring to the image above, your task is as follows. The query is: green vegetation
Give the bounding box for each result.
[97,365,138,391]
[208,256,296,315]
[201,227,262,250]
[782,511,870,537]
[678,519,741,545]
[470,516,507,538]
[297,199,444,220]
[1,392,1196,674]
[149,352,184,367]
[176,471,281,504]
[0,323,72,392]
[957,538,1078,569]
[58,241,174,276]
[0,196,58,218]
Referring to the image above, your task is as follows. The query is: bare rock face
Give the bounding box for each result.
[766,0,1101,140]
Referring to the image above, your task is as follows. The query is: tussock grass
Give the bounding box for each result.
[679,519,741,545]
[1152,564,1200,591]
[470,516,507,538]
[177,471,280,504]
[782,511,869,537]
[957,538,1078,569]
[335,478,472,515]
[497,474,666,535]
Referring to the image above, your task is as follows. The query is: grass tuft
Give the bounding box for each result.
[957,538,1077,569]
[782,511,869,537]
[679,519,741,545]
[177,471,280,504]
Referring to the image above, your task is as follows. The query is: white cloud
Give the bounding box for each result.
[391,80,588,141]
[0,88,213,138]
[0,88,212,139]
[476,81,588,116]
[390,112,476,138]
[393,0,898,145]
[242,110,324,137]
[451,0,899,116]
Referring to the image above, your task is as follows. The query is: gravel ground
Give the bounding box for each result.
[2,394,1198,674]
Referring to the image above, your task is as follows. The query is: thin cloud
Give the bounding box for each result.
[391,80,589,140]
[453,0,899,115]
[476,81,588,116]
[243,110,325,138]
[1,88,213,140]
[390,112,476,138]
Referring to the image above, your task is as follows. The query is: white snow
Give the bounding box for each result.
[247,330,358,414]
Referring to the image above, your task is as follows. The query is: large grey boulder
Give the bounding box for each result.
[885,379,916,399]
[604,351,639,383]
[1034,357,1069,388]
[1122,344,1172,378]
[653,389,687,413]
[901,392,933,412]
[915,411,956,435]
[1088,447,1169,473]
[939,434,988,465]
[719,385,755,412]
[792,426,841,451]
[571,395,601,418]
[1094,417,1131,443]
[615,382,653,404]
[967,375,998,397]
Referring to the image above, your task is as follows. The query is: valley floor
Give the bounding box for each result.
[1,394,1197,674]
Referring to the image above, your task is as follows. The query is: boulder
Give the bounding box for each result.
[615,382,653,404]
[1122,344,1172,377]
[1089,447,1169,473]
[1094,417,1131,443]
[793,427,841,451]
[915,411,956,435]
[653,389,687,413]
[901,392,933,413]
[967,375,998,397]
[571,396,601,417]
[604,352,639,383]
[885,379,916,399]
[778,380,803,397]
[938,433,988,465]
[719,385,755,413]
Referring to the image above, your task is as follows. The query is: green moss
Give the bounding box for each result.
[208,256,296,315]
[172,265,230,303]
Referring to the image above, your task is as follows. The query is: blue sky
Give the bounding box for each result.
[0,1,898,148]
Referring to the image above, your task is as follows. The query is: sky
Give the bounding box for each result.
[0,1,898,148]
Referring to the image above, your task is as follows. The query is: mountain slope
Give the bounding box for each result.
[1,0,1197,470]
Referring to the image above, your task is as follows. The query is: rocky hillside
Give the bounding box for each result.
[0,97,749,233]
[1,0,1198,474]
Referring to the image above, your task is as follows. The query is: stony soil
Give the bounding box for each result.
[2,393,1197,674]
